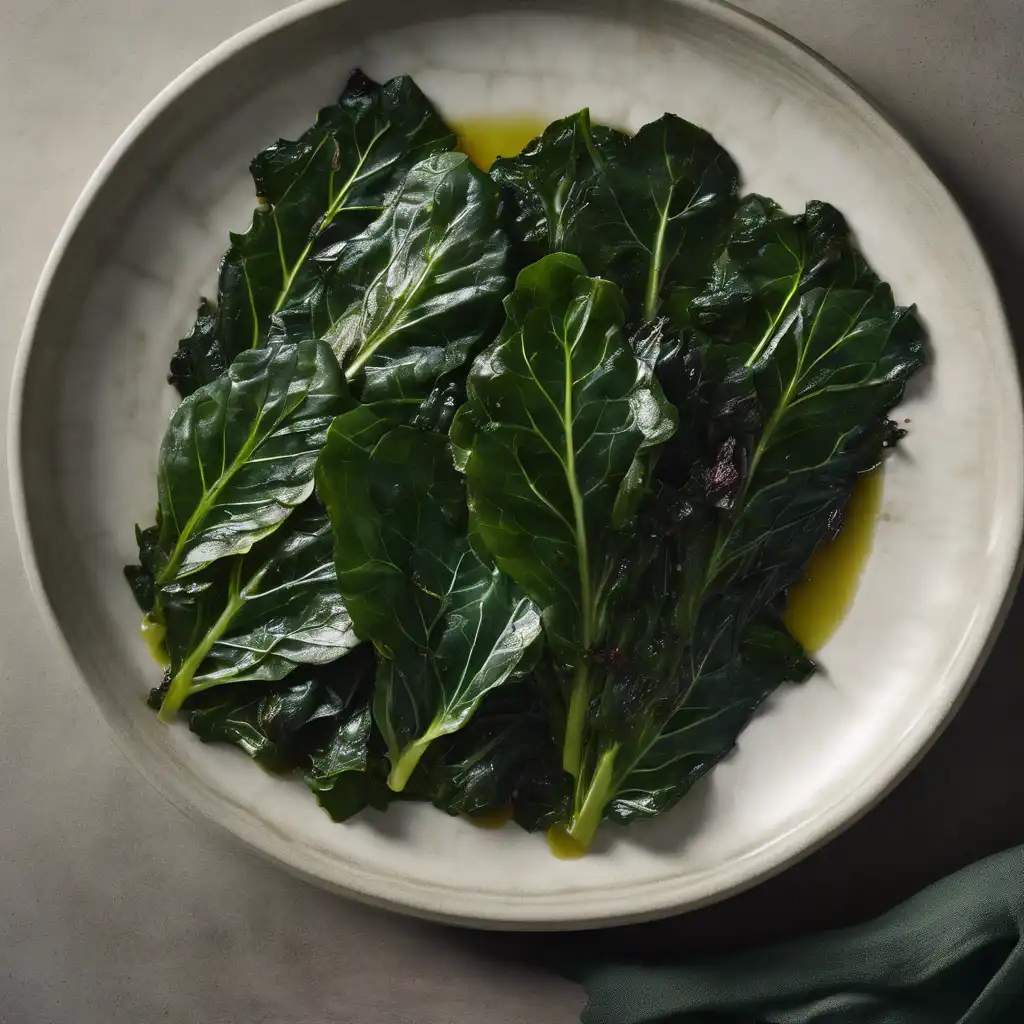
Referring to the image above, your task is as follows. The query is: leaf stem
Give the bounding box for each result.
[565,744,619,851]
[271,124,388,317]
[562,659,591,776]
[158,561,245,722]
[560,298,596,779]
[578,109,604,173]
[156,399,275,586]
[387,735,434,792]
[644,184,675,321]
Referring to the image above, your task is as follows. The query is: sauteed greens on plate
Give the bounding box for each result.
[126,71,925,854]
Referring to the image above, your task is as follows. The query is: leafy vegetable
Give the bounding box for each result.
[179,644,373,767]
[450,253,676,781]
[401,680,558,821]
[125,522,163,613]
[604,617,814,822]
[168,71,456,395]
[492,111,740,318]
[549,200,927,847]
[143,132,509,743]
[157,501,360,720]
[562,114,739,321]
[668,197,926,626]
[490,110,627,265]
[150,339,351,586]
[157,644,386,820]
[170,299,222,398]
[573,601,816,841]
[132,87,927,853]
[301,647,393,822]
[317,408,542,791]
[270,152,509,403]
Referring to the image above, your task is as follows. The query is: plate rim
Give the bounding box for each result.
[9,0,1024,929]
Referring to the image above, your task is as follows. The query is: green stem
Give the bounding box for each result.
[559,300,596,780]
[562,659,591,776]
[566,745,619,851]
[744,275,801,368]
[644,184,675,322]
[270,126,387,317]
[156,431,263,586]
[578,109,603,172]
[387,735,434,792]
[157,562,245,722]
[342,247,438,379]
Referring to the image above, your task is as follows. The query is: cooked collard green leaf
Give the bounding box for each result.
[157,501,360,720]
[561,113,739,322]
[669,198,927,631]
[174,644,387,821]
[551,200,926,847]
[183,645,374,770]
[408,680,566,823]
[270,151,509,403]
[168,71,457,395]
[490,110,627,266]
[317,408,542,791]
[152,339,352,585]
[450,253,676,781]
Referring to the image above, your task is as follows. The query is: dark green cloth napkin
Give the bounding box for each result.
[566,846,1024,1023]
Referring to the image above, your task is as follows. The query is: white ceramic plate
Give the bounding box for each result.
[10,0,1023,929]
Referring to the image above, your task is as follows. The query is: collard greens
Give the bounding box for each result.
[129,78,926,853]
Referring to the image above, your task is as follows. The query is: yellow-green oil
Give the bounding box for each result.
[140,613,169,667]
[455,118,548,170]
[783,471,883,654]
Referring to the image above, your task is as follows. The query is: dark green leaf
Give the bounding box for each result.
[124,521,162,612]
[562,114,739,321]
[605,616,813,824]
[562,571,815,842]
[181,644,390,822]
[490,110,627,266]
[180,642,393,822]
[410,681,566,824]
[168,299,224,395]
[554,201,926,848]
[450,253,676,780]
[157,501,360,719]
[168,71,457,395]
[317,409,542,791]
[271,152,509,403]
[684,195,869,347]
[451,252,675,656]
[184,645,375,772]
[304,700,394,823]
[153,339,352,584]
[685,205,927,613]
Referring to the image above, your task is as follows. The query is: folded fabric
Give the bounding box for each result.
[564,845,1024,1023]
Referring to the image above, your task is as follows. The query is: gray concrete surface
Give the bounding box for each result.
[1,1,1022,1020]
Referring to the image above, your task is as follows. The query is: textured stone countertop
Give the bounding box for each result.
[2,1,1022,1020]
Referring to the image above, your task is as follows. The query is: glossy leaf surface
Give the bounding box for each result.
[271,152,509,403]
[157,502,360,719]
[558,200,926,846]
[317,410,541,791]
[168,71,456,394]
[154,340,351,584]
[490,110,627,266]
[562,114,739,321]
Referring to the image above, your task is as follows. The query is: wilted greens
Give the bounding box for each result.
[127,71,926,851]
